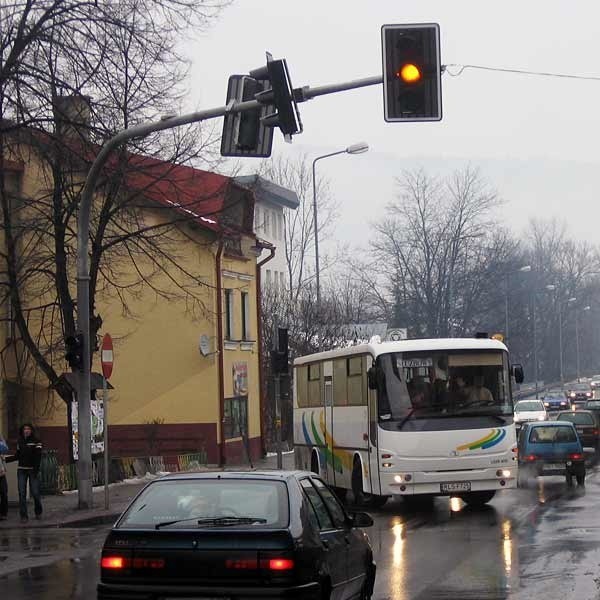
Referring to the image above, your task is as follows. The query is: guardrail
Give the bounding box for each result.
[39,449,208,494]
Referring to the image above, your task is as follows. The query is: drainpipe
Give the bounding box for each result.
[256,244,275,457]
[215,238,226,466]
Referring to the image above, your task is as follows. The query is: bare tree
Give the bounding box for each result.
[0,0,229,406]
[258,154,339,302]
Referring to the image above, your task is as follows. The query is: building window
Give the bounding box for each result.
[279,271,285,290]
[241,292,250,340]
[264,210,270,237]
[223,396,248,439]
[266,269,271,286]
[224,289,234,339]
[278,213,284,241]
[254,206,260,231]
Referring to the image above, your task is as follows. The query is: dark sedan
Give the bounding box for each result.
[566,383,593,408]
[555,410,599,451]
[584,400,600,425]
[98,471,376,600]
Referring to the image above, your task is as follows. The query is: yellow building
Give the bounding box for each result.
[0,117,284,465]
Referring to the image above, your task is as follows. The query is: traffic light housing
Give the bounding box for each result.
[271,327,289,374]
[65,333,84,371]
[381,23,442,122]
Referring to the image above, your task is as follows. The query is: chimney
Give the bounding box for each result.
[54,94,91,141]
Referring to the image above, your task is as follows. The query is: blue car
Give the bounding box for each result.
[518,421,586,486]
[541,390,571,412]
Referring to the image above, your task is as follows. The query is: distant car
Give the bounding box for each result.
[97,471,376,600]
[566,383,593,408]
[518,421,586,486]
[584,400,600,425]
[541,391,570,412]
[555,410,599,452]
[590,375,600,389]
[514,399,547,426]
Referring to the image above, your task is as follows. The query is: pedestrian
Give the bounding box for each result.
[0,434,8,520]
[6,424,43,522]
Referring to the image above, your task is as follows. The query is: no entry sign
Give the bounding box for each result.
[101,333,114,380]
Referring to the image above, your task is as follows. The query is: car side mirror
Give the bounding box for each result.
[512,364,524,384]
[350,511,374,528]
[367,366,378,390]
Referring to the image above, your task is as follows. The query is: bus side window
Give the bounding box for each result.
[333,359,348,406]
[348,357,364,406]
[297,366,309,408]
[308,363,322,407]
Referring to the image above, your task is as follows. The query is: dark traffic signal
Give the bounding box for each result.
[65,333,84,371]
[381,23,442,122]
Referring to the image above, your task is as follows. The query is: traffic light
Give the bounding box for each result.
[65,333,84,371]
[271,327,289,374]
[381,23,442,122]
[250,53,302,140]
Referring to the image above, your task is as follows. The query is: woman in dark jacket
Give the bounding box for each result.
[6,423,43,522]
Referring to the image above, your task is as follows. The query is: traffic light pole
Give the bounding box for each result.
[76,70,385,507]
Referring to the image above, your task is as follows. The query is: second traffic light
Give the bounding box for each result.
[65,333,84,371]
[381,23,442,122]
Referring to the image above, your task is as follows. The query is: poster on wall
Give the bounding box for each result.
[233,362,248,396]
[71,395,105,460]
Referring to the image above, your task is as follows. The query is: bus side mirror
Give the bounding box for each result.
[512,364,524,384]
[367,366,378,390]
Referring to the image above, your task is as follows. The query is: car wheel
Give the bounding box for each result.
[576,473,586,486]
[565,473,574,487]
[461,491,496,506]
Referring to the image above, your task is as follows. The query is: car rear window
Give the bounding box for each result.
[586,401,600,409]
[117,479,289,529]
[558,413,595,425]
[515,401,544,411]
[529,426,577,443]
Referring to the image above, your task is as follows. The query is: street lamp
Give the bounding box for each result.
[575,305,591,381]
[504,265,531,344]
[554,292,577,387]
[312,142,369,309]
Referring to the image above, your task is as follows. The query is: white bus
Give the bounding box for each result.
[293,337,523,507]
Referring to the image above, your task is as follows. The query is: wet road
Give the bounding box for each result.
[1,470,599,599]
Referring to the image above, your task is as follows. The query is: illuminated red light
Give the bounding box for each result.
[525,454,538,462]
[569,453,584,460]
[269,558,294,571]
[101,556,127,569]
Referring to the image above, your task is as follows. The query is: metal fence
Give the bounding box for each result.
[39,448,209,494]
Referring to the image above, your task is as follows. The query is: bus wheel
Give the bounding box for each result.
[461,491,496,507]
[352,458,368,506]
[311,451,320,475]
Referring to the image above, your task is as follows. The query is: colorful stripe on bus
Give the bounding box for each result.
[456,428,506,452]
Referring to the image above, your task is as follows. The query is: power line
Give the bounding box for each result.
[444,64,600,82]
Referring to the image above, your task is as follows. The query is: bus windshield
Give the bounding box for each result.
[375,350,512,421]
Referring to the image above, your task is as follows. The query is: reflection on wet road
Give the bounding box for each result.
[1,471,599,599]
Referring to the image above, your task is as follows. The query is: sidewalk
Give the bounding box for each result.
[0,451,296,529]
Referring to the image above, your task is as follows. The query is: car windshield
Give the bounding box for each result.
[529,426,577,443]
[118,479,289,529]
[557,413,595,425]
[544,393,565,399]
[515,401,544,412]
[376,349,512,420]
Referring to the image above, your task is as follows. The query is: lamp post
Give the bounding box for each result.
[553,291,577,387]
[312,142,369,310]
[575,305,591,381]
[504,265,531,344]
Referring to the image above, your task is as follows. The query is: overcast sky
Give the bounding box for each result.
[187,1,600,252]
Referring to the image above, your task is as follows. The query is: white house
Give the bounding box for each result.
[234,175,299,293]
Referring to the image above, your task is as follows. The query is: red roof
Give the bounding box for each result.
[114,153,241,233]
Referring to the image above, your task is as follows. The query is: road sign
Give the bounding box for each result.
[101,333,114,380]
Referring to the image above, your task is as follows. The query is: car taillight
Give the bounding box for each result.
[267,558,295,571]
[593,429,599,436]
[101,556,129,570]
[569,453,584,460]
[524,454,538,462]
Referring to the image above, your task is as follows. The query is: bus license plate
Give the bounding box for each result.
[440,482,471,493]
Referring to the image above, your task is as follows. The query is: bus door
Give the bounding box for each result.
[366,355,381,496]
[323,361,335,484]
